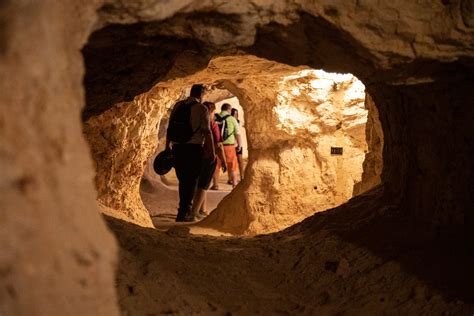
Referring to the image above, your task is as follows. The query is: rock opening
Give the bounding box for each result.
[2,1,473,315]
[83,54,383,235]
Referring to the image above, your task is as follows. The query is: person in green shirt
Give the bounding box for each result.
[212,103,242,189]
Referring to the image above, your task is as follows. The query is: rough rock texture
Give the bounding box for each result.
[0,1,119,315]
[84,0,474,235]
[203,68,372,234]
[106,190,474,315]
[353,94,384,195]
[96,0,474,72]
[84,0,474,120]
[2,0,474,314]
[82,23,211,120]
[84,55,373,234]
[83,88,181,227]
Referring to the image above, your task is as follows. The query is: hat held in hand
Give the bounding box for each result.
[153,150,174,175]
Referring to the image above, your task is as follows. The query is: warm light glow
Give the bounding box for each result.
[274,69,366,135]
[273,102,319,134]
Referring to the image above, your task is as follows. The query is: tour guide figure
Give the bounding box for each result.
[165,84,215,222]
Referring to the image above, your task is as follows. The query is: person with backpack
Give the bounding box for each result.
[165,84,215,222]
[211,103,242,189]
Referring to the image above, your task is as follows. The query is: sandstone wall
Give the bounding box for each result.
[353,94,384,195]
[83,0,474,237]
[83,88,182,227]
[87,55,373,234]
[0,1,119,315]
[3,0,473,313]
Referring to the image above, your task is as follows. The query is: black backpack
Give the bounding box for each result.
[214,114,233,141]
[167,99,198,143]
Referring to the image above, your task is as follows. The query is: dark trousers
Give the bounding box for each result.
[172,144,203,219]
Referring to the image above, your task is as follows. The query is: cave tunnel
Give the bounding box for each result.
[82,46,383,235]
[1,1,474,315]
[139,85,253,229]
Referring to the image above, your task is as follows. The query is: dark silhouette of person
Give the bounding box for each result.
[166,84,215,222]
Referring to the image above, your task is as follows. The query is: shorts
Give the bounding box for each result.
[236,146,243,155]
[222,145,237,172]
[197,158,217,190]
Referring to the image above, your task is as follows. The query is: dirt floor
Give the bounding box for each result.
[140,167,238,231]
[106,186,474,315]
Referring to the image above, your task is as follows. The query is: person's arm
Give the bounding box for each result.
[199,105,215,161]
[216,143,227,172]
[232,117,243,149]
[236,134,242,149]
[211,122,226,171]
[203,129,215,161]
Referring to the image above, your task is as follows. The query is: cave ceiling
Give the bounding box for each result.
[83,0,474,119]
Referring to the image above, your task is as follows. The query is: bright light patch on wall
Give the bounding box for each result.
[274,69,366,135]
[274,101,318,134]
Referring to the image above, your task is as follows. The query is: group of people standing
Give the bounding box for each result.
[165,84,244,222]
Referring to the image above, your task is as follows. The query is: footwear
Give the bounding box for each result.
[195,213,205,220]
[176,212,196,222]
[227,180,233,185]
[210,185,219,190]
[184,212,198,222]
[176,215,196,222]
[196,211,208,220]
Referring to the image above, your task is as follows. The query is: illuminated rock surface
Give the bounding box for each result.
[84,55,374,234]
[1,0,473,315]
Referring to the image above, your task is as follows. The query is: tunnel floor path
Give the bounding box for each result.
[141,170,238,232]
[105,188,474,315]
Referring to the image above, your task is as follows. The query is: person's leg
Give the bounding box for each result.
[227,154,232,183]
[200,193,207,214]
[184,145,203,219]
[224,146,238,187]
[191,188,206,216]
[195,158,216,218]
[173,144,202,221]
[193,158,208,217]
[211,157,221,190]
[237,153,244,181]
[229,170,236,187]
[172,145,189,220]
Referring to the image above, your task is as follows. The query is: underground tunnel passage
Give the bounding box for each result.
[82,52,383,235]
[139,86,251,228]
[2,1,474,315]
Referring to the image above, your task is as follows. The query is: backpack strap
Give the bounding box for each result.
[188,101,201,137]
[221,115,236,140]
[170,99,200,143]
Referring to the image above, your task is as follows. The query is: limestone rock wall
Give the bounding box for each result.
[0,1,119,315]
[200,63,371,234]
[98,0,474,69]
[353,94,384,195]
[83,1,474,237]
[83,88,182,227]
[85,1,474,121]
[3,0,473,312]
[88,55,372,234]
